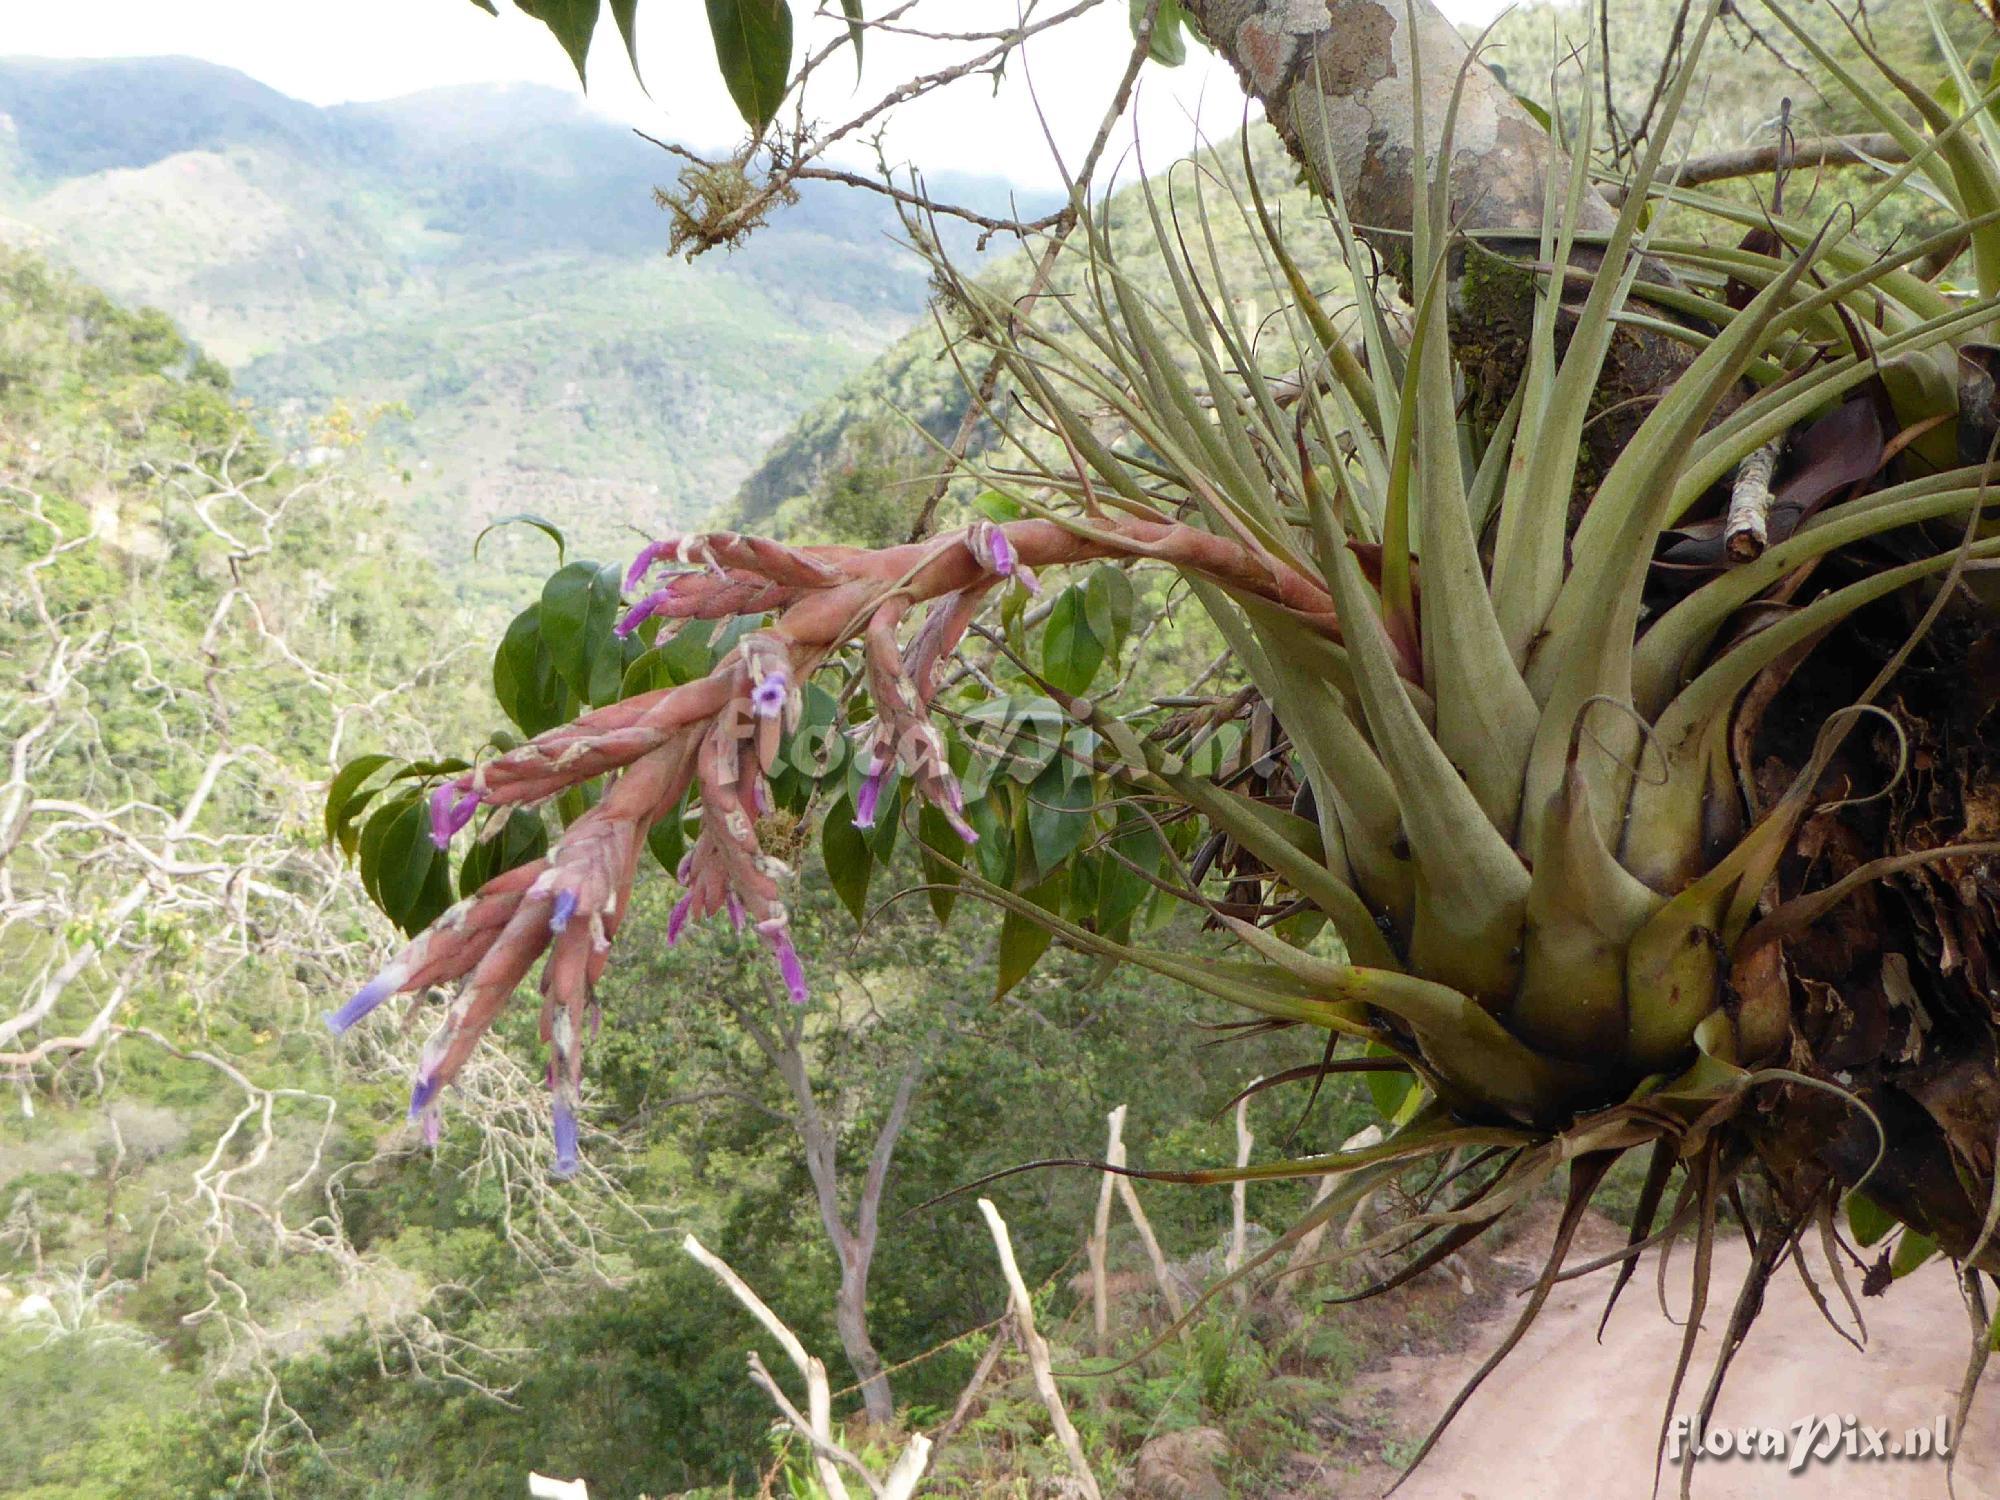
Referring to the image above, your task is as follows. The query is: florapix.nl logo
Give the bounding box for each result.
[1666,1414,1953,1473]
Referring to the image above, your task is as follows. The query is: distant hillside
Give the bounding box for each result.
[0,57,1046,583]
[728,125,1355,542]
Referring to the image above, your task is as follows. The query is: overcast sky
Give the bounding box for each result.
[5,0,1514,186]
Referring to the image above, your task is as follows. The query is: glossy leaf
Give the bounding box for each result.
[360,791,453,937]
[492,603,571,737]
[541,559,626,707]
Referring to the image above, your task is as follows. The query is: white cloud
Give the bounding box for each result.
[5,0,1517,187]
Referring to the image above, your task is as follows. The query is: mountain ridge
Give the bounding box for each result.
[0,56,1049,580]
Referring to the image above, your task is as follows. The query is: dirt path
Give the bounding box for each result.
[1321,1220,2000,1499]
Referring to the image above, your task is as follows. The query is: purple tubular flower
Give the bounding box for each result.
[324,968,400,1034]
[750,671,788,719]
[939,780,978,844]
[725,892,746,932]
[421,1106,442,1148]
[428,783,480,848]
[551,1095,579,1178]
[988,527,1016,576]
[853,770,884,830]
[549,889,578,934]
[408,1071,442,1121]
[761,924,809,1005]
[624,539,675,593]
[667,893,693,945]
[615,589,671,639]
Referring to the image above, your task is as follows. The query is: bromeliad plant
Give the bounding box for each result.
[331,0,2000,1478]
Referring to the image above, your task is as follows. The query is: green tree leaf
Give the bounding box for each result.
[540,559,626,706]
[456,808,550,899]
[360,792,453,937]
[995,872,1065,999]
[840,0,864,72]
[1130,0,1188,66]
[1041,586,1104,696]
[1364,1043,1415,1119]
[1096,813,1162,933]
[1891,1227,1938,1279]
[1026,758,1094,873]
[647,799,689,876]
[609,0,643,80]
[706,0,794,132]
[516,0,603,83]
[1846,1190,1896,1249]
[325,753,398,856]
[917,803,964,926]
[823,797,874,922]
[492,603,571,737]
[1083,563,1135,653]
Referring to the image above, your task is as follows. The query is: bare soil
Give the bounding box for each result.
[1281,1208,2000,1499]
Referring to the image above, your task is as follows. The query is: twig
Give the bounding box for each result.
[977,1197,1103,1500]
[1725,440,1783,563]
[685,1233,853,1500]
[1089,1104,1124,1353]
[1603,132,1906,204]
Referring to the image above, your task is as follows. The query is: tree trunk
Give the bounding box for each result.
[1186,0,1609,241]
[1183,0,1693,467]
[834,1237,894,1424]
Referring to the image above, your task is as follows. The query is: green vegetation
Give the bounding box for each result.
[0,59,1042,584]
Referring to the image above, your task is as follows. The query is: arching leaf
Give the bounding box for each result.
[473,511,567,565]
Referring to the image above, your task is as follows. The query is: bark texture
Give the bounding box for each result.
[1186,0,1614,241]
